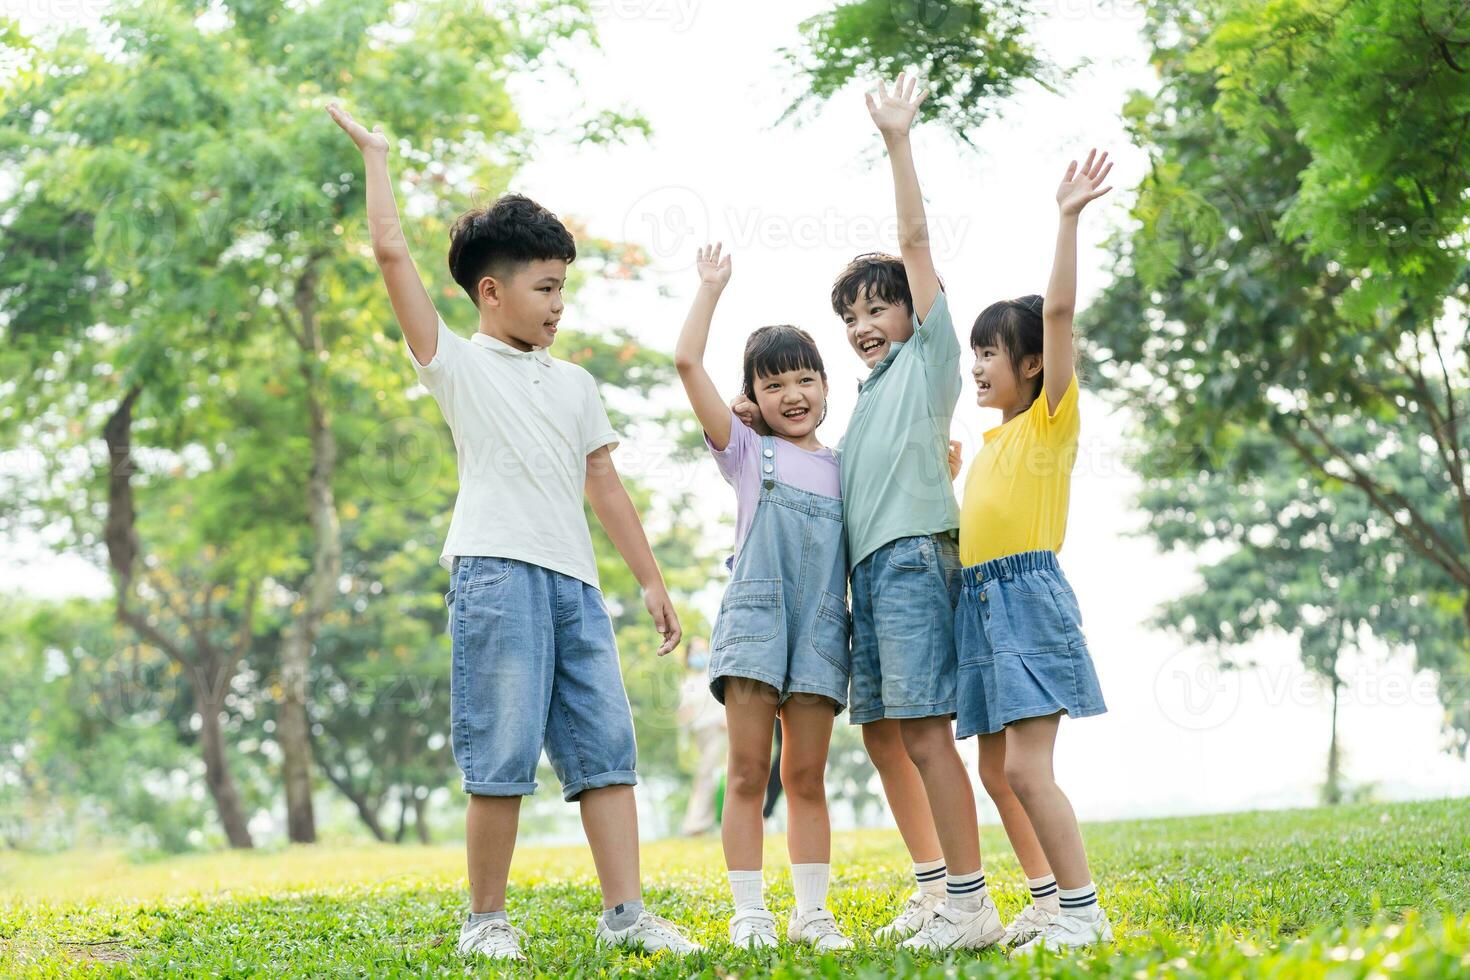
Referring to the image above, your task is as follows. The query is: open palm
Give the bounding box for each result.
[866,71,928,137]
[325,101,389,156]
[696,242,732,288]
[1056,149,1114,217]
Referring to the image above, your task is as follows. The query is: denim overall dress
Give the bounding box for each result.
[708,434,851,711]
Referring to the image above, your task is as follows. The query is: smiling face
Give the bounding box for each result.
[752,366,828,440]
[842,286,914,368]
[481,258,567,350]
[971,340,1041,414]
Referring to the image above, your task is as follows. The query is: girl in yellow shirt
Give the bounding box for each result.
[955,149,1115,954]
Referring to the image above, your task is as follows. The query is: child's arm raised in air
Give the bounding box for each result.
[1044,149,1114,413]
[867,72,940,323]
[325,102,440,366]
[673,243,735,450]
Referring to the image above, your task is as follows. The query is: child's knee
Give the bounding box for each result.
[1002,757,1050,798]
[781,758,827,802]
[898,718,953,768]
[727,755,770,799]
[978,760,1011,800]
[862,721,907,768]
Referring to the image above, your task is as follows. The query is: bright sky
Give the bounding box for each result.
[4,0,1465,824]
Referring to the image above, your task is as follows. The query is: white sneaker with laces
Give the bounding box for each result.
[787,908,854,951]
[595,910,704,954]
[1014,906,1114,953]
[900,897,1005,953]
[1000,903,1056,948]
[874,890,943,942]
[728,907,778,949]
[457,918,526,961]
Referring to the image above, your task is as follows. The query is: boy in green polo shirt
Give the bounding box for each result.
[837,73,1002,951]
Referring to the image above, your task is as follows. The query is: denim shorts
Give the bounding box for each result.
[847,532,962,724]
[445,556,637,801]
[710,473,850,712]
[954,550,1107,737]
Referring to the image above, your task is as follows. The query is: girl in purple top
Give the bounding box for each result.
[674,243,854,952]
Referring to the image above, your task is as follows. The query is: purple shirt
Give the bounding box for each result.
[705,411,842,559]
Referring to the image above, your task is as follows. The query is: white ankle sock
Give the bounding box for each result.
[1027,873,1060,914]
[790,863,830,914]
[1058,881,1099,918]
[945,868,988,913]
[914,858,947,898]
[728,869,765,911]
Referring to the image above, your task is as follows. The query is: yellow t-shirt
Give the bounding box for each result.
[959,373,1081,567]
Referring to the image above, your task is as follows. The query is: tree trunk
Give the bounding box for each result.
[394,789,410,844]
[275,264,343,844]
[413,793,430,845]
[1323,674,1342,806]
[196,680,254,848]
[104,386,257,848]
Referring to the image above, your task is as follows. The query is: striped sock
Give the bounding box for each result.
[1027,873,1060,914]
[945,869,988,913]
[1058,881,1099,918]
[914,858,947,899]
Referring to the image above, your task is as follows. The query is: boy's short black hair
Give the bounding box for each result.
[742,325,826,401]
[447,193,577,304]
[971,294,1046,407]
[830,252,913,318]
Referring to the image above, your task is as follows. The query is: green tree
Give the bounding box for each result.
[780,0,1063,139]
[0,0,686,847]
[1083,0,1469,745]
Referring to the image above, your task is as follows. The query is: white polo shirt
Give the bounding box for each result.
[408,316,619,590]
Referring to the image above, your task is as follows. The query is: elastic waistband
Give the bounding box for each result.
[961,549,1060,587]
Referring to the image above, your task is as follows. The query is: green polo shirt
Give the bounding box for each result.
[837,288,964,570]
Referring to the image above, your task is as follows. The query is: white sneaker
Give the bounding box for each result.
[595,910,704,955]
[787,907,854,951]
[900,898,1004,953]
[728,907,778,950]
[457,917,526,961]
[1000,903,1056,948]
[1014,906,1114,953]
[874,890,943,941]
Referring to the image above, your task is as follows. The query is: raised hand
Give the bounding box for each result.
[1056,149,1114,218]
[325,101,389,157]
[866,71,928,139]
[696,242,732,290]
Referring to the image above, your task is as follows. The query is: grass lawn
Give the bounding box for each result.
[2,797,1468,976]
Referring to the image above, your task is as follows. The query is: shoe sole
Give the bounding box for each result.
[903,923,1006,953]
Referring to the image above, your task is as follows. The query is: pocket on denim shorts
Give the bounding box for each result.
[712,578,782,649]
[460,556,515,596]
[886,535,934,571]
[809,590,851,669]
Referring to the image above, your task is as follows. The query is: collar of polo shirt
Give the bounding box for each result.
[471,331,553,366]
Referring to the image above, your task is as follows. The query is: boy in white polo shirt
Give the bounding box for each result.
[328,103,701,962]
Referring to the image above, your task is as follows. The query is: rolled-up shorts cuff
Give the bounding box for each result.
[781,684,848,714]
[709,667,786,704]
[463,778,538,797]
[561,769,637,802]
[848,699,955,725]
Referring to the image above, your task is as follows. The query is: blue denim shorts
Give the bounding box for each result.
[847,532,962,724]
[445,556,637,801]
[954,550,1107,738]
